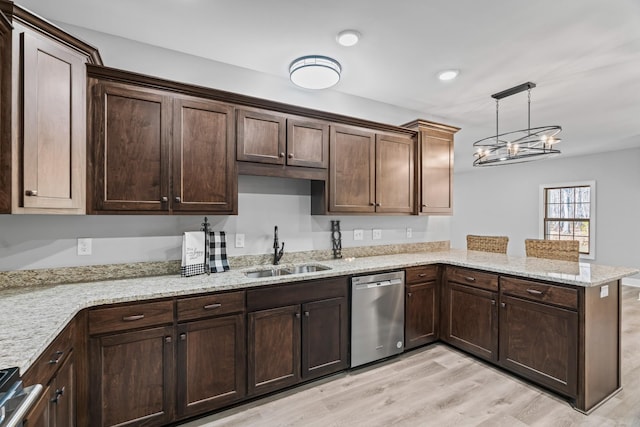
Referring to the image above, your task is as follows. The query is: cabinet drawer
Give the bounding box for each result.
[446,267,498,292]
[22,319,75,387]
[89,300,174,335]
[500,277,578,310]
[406,265,438,284]
[177,291,245,322]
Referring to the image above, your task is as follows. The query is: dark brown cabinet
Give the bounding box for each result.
[236,108,329,178]
[246,277,349,397]
[328,125,414,214]
[499,277,578,397]
[0,3,100,214]
[89,75,236,214]
[404,120,459,215]
[441,267,499,362]
[176,291,246,419]
[405,265,439,350]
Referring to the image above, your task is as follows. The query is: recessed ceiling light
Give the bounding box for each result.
[438,69,459,81]
[289,55,342,90]
[336,30,361,47]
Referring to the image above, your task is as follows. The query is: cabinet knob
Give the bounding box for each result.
[50,386,65,404]
[295,312,301,319]
[304,311,309,317]
[422,204,427,208]
[370,202,375,206]
[175,196,181,203]
[48,350,64,365]
[165,336,172,343]
[180,333,186,341]
[408,292,413,297]
[376,203,381,207]
[491,299,496,305]
[500,302,506,308]
[279,152,285,158]
[161,196,168,203]
[25,190,38,196]
[288,153,294,159]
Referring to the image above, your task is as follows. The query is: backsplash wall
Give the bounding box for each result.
[0,176,450,271]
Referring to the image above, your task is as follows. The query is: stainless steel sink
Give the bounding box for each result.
[244,264,331,278]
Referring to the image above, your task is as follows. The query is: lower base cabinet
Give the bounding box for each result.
[177,314,246,418]
[404,265,439,349]
[89,326,175,427]
[23,353,74,427]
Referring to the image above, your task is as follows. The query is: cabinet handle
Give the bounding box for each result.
[50,386,65,404]
[180,333,186,341]
[295,312,301,319]
[491,299,496,305]
[464,276,476,282]
[122,314,144,322]
[288,153,294,159]
[370,202,375,206]
[418,273,427,278]
[304,311,309,317]
[165,336,172,343]
[25,190,38,196]
[376,203,382,207]
[526,289,543,295]
[203,303,222,310]
[175,196,181,203]
[500,302,506,308]
[161,196,168,203]
[279,152,285,158]
[48,351,64,365]
[408,292,413,297]
[422,204,427,208]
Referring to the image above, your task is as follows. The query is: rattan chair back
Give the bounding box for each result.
[466,235,509,254]
[524,239,580,262]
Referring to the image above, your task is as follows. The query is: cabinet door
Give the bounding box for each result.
[172,97,236,213]
[21,31,86,213]
[329,125,375,213]
[89,326,175,427]
[375,133,414,214]
[499,295,578,397]
[405,281,438,349]
[51,351,74,427]
[236,109,286,165]
[248,305,301,396]
[301,297,348,380]
[92,82,171,212]
[286,118,328,168]
[442,282,498,362]
[0,17,11,213]
[176,314,246,419]
[420,128,453,214]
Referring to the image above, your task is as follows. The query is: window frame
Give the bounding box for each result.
[538,180,596,260]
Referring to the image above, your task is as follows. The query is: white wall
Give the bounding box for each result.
[451,147,640,273]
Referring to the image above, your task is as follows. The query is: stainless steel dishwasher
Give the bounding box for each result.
[351,270,405,367]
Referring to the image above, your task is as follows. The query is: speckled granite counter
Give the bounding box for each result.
[1,249,637,375]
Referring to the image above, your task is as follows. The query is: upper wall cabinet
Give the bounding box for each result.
[323,125,414,214]
[0,10,11,213]
[0,1,102,214]
[236,108,329,180]
[88,73,237,215]
[404,119,459,215]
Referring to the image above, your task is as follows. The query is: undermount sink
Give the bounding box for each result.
[244,263,331,278]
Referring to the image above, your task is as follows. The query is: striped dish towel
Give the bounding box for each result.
[181,231,207,277]
[209,231,230,273]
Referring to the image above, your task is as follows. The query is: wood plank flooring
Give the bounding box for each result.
[179,286,640,427]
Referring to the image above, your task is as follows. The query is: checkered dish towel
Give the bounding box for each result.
[181,231,207,277]
[210,231,230,273]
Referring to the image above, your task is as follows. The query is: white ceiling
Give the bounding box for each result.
[17,0,640,171]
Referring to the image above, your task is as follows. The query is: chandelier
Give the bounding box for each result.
[473,82,562,166]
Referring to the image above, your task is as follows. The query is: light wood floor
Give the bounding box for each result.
[180,286,640,427]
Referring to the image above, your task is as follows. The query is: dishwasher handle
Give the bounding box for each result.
[354,278,403,290]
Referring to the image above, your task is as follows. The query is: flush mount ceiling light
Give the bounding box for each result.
[289,55,342,90]
[438,69,459,81]
[336,30,361,47]
[473,82,562,167]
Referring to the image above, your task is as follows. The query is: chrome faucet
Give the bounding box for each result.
[273,226,285,265]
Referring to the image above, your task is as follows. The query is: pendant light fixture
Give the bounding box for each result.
[289,55,341,90]
[473,82,562,166]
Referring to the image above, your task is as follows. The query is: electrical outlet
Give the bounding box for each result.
[372,229,382,240]
[406,228,412,238]
[353,229,364,241]
[235,233,245,248]
[77,238,92,256]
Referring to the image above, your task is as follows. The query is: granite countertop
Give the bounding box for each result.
[1,249,637,375]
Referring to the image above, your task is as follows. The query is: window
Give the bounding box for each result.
[540,181,595,258]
